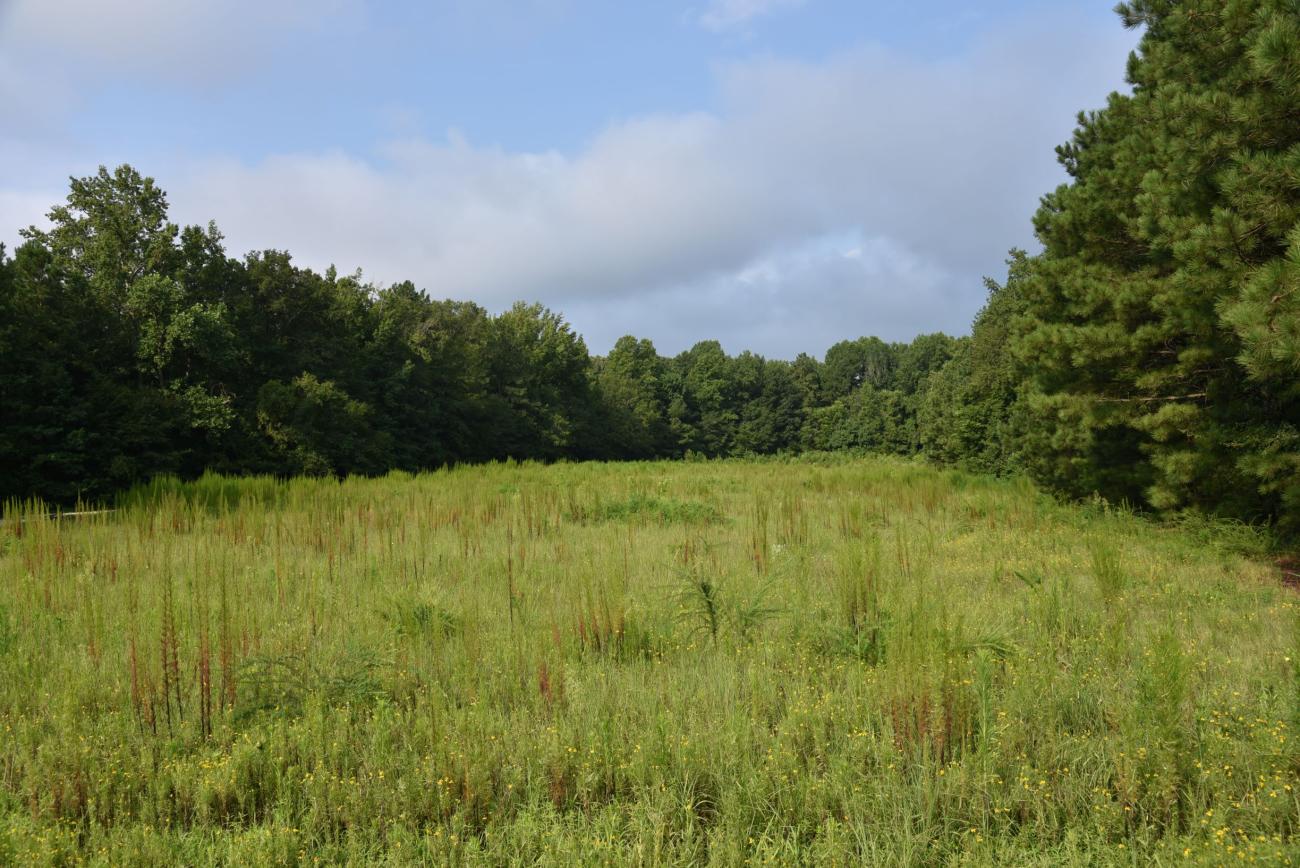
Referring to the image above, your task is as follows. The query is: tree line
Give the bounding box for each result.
[2,0,1298,534]
[0,168,966,501]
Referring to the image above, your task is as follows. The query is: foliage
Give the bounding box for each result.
[255,373,383,476]
[588,493,722,526]
[918,255,1028,475]
[1012,0,1300,532]
[592,336,672,459]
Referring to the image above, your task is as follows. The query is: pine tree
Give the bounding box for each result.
[1014,0,1300,530]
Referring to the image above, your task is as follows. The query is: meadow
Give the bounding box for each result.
[1,455,1297,865]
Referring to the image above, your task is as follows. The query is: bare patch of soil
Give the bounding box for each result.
[1279,555,1300,590]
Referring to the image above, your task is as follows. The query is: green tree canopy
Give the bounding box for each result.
[1013,0,1300,530]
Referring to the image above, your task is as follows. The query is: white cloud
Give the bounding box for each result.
[0,6,1137,357]
[698,0,808,32]
[552,231,961,357]
[0,0,358,75]
[0,0,367,253]
[131,9,1133,356]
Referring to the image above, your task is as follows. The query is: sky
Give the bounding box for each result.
[0,0,1140,359]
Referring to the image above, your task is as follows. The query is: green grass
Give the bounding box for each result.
[1,456,1297,865]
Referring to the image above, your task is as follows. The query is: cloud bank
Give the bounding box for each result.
[0,3,1136,358]
[0,0,360,81]
[167,13,1131,355]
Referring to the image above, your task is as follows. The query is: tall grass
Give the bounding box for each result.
[0,457,1296,865]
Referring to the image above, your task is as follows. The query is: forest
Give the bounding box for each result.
[1,0,1298,536]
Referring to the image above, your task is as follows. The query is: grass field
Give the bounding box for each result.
[1,456,1298,865]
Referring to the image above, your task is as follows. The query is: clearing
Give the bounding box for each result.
[0,457,1296,865]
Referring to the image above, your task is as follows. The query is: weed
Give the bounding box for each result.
[1091,540,1127,600]
[236,647,386,718]
[588,494,722,526]
[675,571,723,642]
[383,597,461,640]
[0,604,13,657]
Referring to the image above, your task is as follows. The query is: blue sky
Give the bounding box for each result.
[0,0,1139,357]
